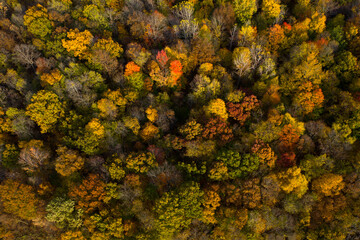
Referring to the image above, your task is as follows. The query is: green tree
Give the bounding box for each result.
[208,150,260,180]
[23,4,53,39]
[154,182,204,239]
[46,197,83,229]
[233,0,257,24]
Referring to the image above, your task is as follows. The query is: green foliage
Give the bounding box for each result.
[233,0,257,24]
[154,182,204,238]
[1,144,19,168]
[208,150,260,180]
[46,197,83,228]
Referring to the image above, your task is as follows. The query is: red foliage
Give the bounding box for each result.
[156,50,169,68]
[147,145,166,164]
[314,38,329,49]
[283,22,292,31]
[277,152,296,168]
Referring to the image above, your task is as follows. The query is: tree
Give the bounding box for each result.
[292,81,324,115]
[205,98,228,120]
[40,69,63,86]
[62,29,93,60]
[179,120,203,140]
[12,44,41,68]
[233,0,257,24]
[277,166,308,198]
[23,4,53,39]
[60,231,86,240]
[251,139,277,168]
[266,24,286,53]
[18,139,50,173]
[46,197,83,228]
[240,178,262,209]
[202,117,234,143]
[233,47,252,77]
[1,143,19,169]
[154,182,204,238]
[311,173,345,197]
[69,174,107,214]
[261,0,282,22]
[82,4,109,29]
[92,38,123,58]
[26,90,65,133]
[125,152,157,173]
[125,42,151,67]
[0,179,39,220]
[202,189,221,224]
[149,51,184,88]
[208,150,260,180]
[227,95,260,125]
[55,146,85,177]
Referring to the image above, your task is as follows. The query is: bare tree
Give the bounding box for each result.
[19,142,50,173]
[13,44,40,68]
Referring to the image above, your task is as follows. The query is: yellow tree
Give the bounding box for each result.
[262,0,282,21]
[26,90,65,133]
[277,166,308,198]
[62,29,93,60]
[311,173,345,197]
[205,98,228,120]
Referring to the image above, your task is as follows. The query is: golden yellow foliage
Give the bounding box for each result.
[140,122,159,140]
[123,116,140,135]
[205,98,228,120]
[262,0,281,20]
[145,106,158,123]
[40,69,63,85]
[277,166,308,198]
[312,173,345,197]
[62,29,93,59]
[202,190,221,224]
[86,118,105,137]
[60,231,86,240]
[92,38,123,58]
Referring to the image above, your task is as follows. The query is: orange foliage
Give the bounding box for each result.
[227,95,260,125]
[279,124,300,152]
[202,117,234,143]
[124,61,140,76]
[69,174,106,214]
[169,60,183,87]
[294,81,324,115]
[251,139,277,168]
[267,24,286,53]
[202,190,221,224]
[0,179,39,220]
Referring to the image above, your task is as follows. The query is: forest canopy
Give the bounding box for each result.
[0,0,360,239]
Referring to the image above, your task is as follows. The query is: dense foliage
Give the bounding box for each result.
[0,0,360,239]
